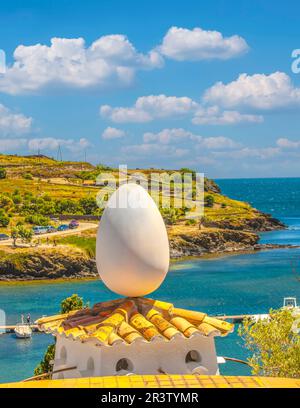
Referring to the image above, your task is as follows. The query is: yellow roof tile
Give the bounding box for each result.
[37,297,234,345]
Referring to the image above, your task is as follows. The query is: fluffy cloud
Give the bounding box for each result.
[192,105,263,125]
[125,128,239,160]
[0,36,163,94]
[122,143,188,158]
[158,26,249,61]
[213,147,280,160]
[100,94,263,126]
[276,137,300,149]
[204,72,300,109]
[102,127,126,140]
[28,137,90,153]
[0,104,32,135]
[100,95,198,123]
[143,128,199,144]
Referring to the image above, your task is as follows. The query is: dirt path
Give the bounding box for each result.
[0,222,98,247]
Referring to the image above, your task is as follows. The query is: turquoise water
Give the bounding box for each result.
[1,178,300,383]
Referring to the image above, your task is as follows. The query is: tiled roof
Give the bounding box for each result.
[37,298,234,346]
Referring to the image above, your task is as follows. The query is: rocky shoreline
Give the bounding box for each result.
[0,220,295,281]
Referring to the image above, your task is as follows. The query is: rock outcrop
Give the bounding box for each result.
[0,248,97,281]
[169,229,259,258]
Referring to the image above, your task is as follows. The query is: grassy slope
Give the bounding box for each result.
[0,154,281,266]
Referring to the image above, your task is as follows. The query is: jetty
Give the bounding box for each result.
[213,314,269,323]
[0,325,39,334]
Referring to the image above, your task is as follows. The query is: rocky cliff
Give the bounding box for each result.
[169,229,259,258]
[0,247,97,281]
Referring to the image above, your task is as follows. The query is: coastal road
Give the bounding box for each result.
[0,222,98,247]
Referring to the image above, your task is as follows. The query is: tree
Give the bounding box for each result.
[10,226,33,246]
[34,344,56,378]
[0,211,9,227]
[60,294,85,314]
[0,167,6,179]
[204,194,215,208]
[238,308,300,378]
[18,226,33,244]
[79,197,98,215]
[11,227,19,247]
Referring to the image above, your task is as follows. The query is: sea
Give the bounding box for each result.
[1,177,300,383]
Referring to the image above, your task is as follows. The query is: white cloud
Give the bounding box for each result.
[192,105,263,125]
[200,136,239,150]
[0,103,32,135]
[143,128,199,144]
[0,36,163,94]
[204,72,300,109]
[213,146,280,159]
[125,128,239,163]
[276,137,300,149]
[28,137,90,153]
[0,138,27,152]
[100,94,262,126]
[100,95,199,123]
[102,127,126,140]
[159,26,249,61]
[122,143,188,158]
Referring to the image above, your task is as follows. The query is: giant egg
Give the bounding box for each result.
[96,183,169,297]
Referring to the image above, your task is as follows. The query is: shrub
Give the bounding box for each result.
[18,226,33,243]
[25,214,50,226]
[60,294,85,314]
[34,344,55,378]
[185,218,196,226]
[79,197,98,215]
[238,308,300,378]
[0,167,6,179]
[204,194,215,208]
[0,212,9,227]
[23,173,33,180]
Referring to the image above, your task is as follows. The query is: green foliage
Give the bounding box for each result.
[0,195,13,210]
[0,167,6,179]
[25,214,50,226]
[60,293,85,314]
[185,218,197,226]
[204,194,215,208]
[79,197,99,215]
[160,207,181,224]
[10,225,33,244]
[179,167,196,176]
[57,236,96,257]
[17,226,33,243]
[23,173,33,180]
[0,211,9,227]
[238,309,300,378]
[34,343,55,377]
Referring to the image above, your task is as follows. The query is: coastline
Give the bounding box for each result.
[1,241,297,285]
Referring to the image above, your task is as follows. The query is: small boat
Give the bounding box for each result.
[282,297,299,310]
[14,315,32,339]
[14,323,32,339]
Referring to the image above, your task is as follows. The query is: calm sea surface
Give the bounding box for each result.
[1,178,300,383]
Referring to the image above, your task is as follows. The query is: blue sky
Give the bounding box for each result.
[0,0,300,178]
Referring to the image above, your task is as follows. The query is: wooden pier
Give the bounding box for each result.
[0,325,40,334]
[213,314,269,323]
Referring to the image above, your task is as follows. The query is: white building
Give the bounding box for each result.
[37,297,233,379]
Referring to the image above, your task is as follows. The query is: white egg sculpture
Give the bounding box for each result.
[96,183,169,297]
